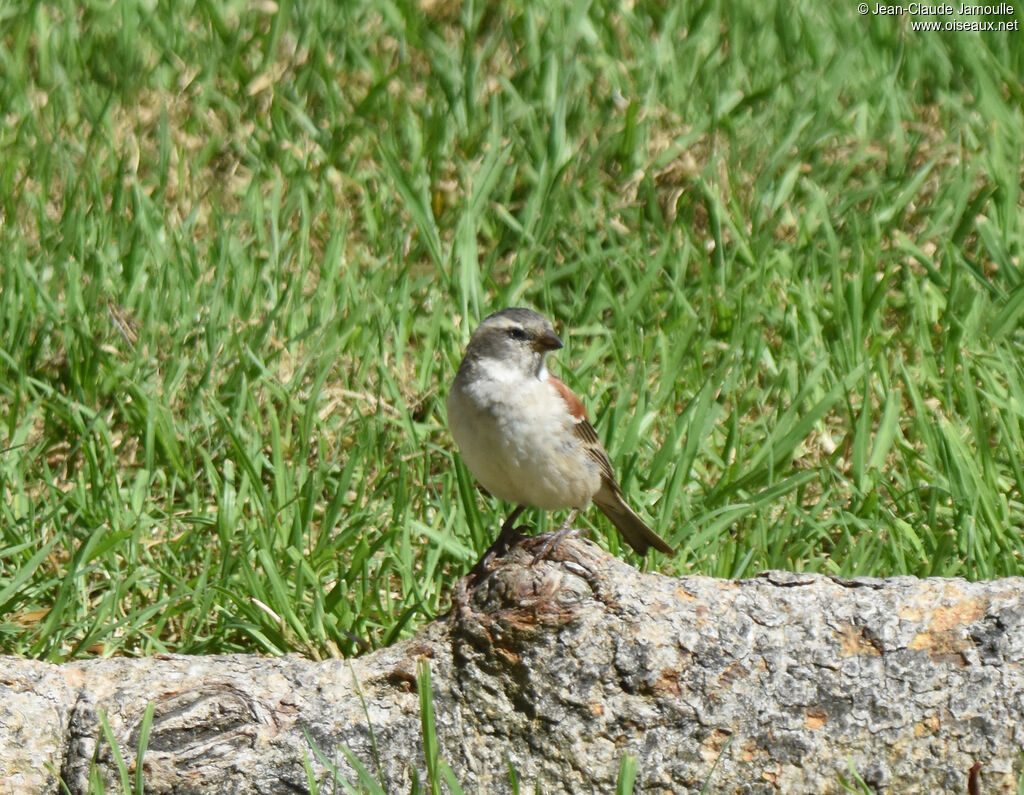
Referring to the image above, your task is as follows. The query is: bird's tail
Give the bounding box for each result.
[595,491,675,557]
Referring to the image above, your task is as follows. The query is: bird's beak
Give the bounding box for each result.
[534,330,563,352]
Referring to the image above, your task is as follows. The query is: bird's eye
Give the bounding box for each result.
[506,327,529,342]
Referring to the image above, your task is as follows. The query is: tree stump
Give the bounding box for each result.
[2,537,1023,793]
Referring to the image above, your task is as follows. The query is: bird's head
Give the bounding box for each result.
[462,307,563,380]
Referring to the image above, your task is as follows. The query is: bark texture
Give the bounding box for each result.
[2,537,1023,793]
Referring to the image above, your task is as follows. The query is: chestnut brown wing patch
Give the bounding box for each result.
[547,376,619,485]
[548,375,589,421]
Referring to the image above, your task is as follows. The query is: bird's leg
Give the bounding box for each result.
[497,505,528,549]
[530,508,581,564]
[467,505,528,581]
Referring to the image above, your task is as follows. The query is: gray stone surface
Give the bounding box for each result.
[2,538,1022,793]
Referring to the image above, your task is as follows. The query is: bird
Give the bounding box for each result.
[447,307,675,558]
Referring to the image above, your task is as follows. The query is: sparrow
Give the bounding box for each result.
[447,307,675,558]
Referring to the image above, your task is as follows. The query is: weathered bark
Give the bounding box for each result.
[2,537,1023,793]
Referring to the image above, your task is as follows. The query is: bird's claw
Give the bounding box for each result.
[529,526,583,566]
[466,523,530,583]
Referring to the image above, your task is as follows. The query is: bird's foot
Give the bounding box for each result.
[529,508,581,565]
[466,519,530,583]
[455,521,532,615]
[529,525,583,566]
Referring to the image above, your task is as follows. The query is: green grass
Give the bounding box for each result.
[1,0,1022,663]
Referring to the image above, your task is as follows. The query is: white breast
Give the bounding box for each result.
[447,360,600,511]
